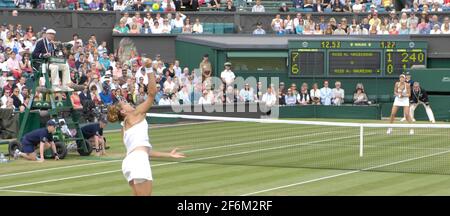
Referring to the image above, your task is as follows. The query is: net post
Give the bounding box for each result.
[359,125,364,157]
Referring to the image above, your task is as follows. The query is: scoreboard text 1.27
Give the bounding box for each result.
[288,40,427,77]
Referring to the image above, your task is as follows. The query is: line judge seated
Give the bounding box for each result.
[32,29,73,92]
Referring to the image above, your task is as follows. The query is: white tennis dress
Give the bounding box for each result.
[122,119,153,183]
[393,84,409,107]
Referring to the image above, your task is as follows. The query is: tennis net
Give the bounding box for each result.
[147,113,450,175]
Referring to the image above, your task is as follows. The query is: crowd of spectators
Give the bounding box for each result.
[13,0,213,11]
[253,11,450,35]
[7,0,450,36]
[278,80,370,106]
[0,19,370,113]
[1,0,445,110]
[106,3,450,35]
[113,11,207,34]
[11,0,450,13]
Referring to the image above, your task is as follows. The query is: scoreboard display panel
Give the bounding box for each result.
[288,40,427,77]
[328,51,381,76]
[290,49,325,76]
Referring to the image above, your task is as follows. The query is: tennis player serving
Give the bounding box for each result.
[107,59,185,196]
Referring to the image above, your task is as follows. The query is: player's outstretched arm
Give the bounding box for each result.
[150,148,185,159]
[135,60,157,115]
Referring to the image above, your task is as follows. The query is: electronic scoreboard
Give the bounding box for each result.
[288,40,427,77]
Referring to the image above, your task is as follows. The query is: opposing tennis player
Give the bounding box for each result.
[107,59,185,196]
[387,74,413,135]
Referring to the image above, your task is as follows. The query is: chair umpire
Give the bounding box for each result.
[32,29,72,91]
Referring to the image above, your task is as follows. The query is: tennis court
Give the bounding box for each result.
[1,116,450,196]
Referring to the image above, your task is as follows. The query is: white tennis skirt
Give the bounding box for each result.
[122,150,152,183]
[393,96,409,107]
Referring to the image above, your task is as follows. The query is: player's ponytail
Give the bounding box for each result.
[107,104,124,123]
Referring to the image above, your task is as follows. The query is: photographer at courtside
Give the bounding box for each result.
[32,29,73,92]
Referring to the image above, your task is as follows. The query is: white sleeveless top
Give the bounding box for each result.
[393,83,409,107]
[123,119,152,155]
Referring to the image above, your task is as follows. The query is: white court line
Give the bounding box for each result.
[0,130,336,178]
[0,170,121,190]
[182,131,336,152]
[0,160,121,178]
[5,128,443,193]
[104,121,222,133]
[7,118,443,179]
[0,189,97,196]
[241,148,450,196]
[0,133,362,190]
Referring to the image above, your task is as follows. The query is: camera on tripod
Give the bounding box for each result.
[53,42,73,58]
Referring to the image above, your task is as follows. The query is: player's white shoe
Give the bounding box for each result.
[400,118,406,122]
[409,129,415,135]
[386,128,392,134]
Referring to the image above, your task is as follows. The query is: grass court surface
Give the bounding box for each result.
[1,118,450,196]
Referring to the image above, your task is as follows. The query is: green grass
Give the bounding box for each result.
[0,118,450,196]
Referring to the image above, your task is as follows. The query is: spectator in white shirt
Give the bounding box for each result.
[285,88,297,105]
[172,12,186,29]
[332,81,345,105]
[179,67,190,86]
[441,17,450,34]
[310,83,321,105]
[192,18,203,34]
[113,0,126,11]
[430,24,442,34]
[163,76,177,94]
[154,13,164,26]
[0,24,9,41]
[297,83,310,105]
[352,0,363,12]
[261,86,277,107]
[135,66,150,85]
[252,0,265,12]
[220,62,235,87]
[253,22,266,35]
[97,41,108,56]
[151,21,163,34]
[122,12,133,26]
[161,0,176,10]
[68,34,83,47]
[320,80,333,105]
[198,90,212,105]
[162,19,172,33]
[177,86,191,105]
[173,60,182,77]
[144,13,153,26]
[239,83,254,102]
[158,94,172,105]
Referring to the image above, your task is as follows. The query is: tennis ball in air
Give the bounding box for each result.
[152,3,160,11]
